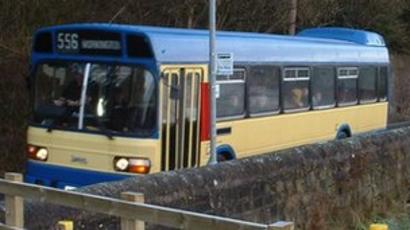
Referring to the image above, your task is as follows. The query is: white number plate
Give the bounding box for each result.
[57,32,79,52]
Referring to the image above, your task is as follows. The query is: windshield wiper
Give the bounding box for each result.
[47,114,114,140]
[94,118,114,140]
[46,119,57,132]
[46,107,75,133]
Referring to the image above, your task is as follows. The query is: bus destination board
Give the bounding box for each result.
[55,30,122,56]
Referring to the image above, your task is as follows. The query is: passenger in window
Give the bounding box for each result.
[230,94,240,108]
[312,92,322,106]
[291,88,305,108]
[249,94,268,110]
[54,64,83,108]
[108,87,129,131]
[112,87,129,109]
[258,95,269,108]
[338,82,356,104]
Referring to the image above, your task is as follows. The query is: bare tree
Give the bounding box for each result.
[288,0,298,35]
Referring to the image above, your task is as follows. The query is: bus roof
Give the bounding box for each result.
[35,23,390,64]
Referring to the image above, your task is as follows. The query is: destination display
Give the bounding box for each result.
[55,30,122,56]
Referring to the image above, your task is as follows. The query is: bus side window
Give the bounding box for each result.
[247,66,280,116]
[337,67,358,106]
[282,67,310,112]
[359,66,377,103]
[378,66,388,101]
[216,69,246,119]
[312,67,336,109]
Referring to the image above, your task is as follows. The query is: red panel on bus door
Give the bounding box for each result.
[200,83,210,141]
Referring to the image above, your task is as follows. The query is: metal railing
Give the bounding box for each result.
[0,173,294,230]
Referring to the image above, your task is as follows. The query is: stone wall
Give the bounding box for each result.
[390,55,410,121]
[23,126,410,230]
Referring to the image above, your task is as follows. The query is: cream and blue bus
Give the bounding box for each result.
[26,24,389,189]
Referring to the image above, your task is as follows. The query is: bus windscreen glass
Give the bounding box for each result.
[33,62,157,137]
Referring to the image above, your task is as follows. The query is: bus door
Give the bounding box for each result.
[161,67,202,171]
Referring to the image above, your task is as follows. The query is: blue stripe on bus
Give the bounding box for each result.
[25,160,130,189]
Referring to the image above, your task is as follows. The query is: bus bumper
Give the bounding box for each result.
[25,160,130,189]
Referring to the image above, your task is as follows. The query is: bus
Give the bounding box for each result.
[26,24,389,189]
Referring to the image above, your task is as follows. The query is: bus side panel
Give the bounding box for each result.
[212,102,387,159]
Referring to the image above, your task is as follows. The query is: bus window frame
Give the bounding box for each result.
[283,67,311,82]
[216,67,247,122]
[358,66,378,104]
[246,65,281,118]
[30,59,160,139]
[311,66,337,110]
[282,67,311,113]
[336,66,359,107]
[377,65,389,102]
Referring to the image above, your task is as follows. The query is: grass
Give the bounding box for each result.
[384,215,410,230]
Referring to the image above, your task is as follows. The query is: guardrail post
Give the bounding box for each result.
[121,192,145,230]
[4,173,24,228]
[57,220,74,230]
[369,224,388,230]
[268,221,294,230]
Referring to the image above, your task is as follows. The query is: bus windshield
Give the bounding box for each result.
[33,62,157,137]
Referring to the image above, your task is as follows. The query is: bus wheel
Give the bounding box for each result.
[217,152,231,162]
[336,130,349,140]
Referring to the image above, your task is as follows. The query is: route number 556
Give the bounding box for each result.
[57,32,79,51]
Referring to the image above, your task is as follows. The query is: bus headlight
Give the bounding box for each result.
[36,148,49,161]
[114,158,129,171]
[27,144,48,161]
[114,157,151,174]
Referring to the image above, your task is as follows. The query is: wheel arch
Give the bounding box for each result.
[216,144,236,161]
[336,123,352,139]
